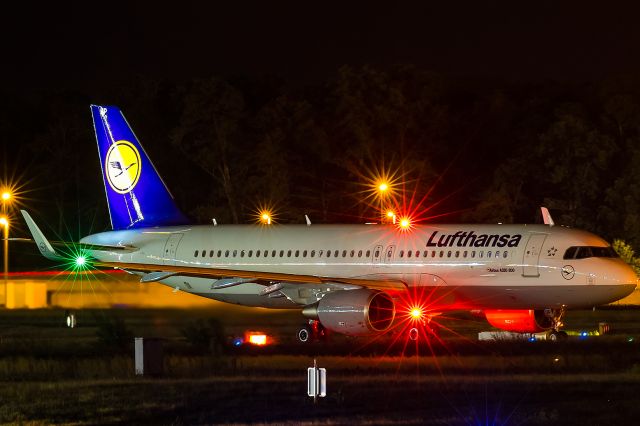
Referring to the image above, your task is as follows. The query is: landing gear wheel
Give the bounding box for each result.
[297,325,312,343]
[409,327,419,341]
[548,330,568,341]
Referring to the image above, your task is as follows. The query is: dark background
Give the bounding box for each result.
[3,1,640,268]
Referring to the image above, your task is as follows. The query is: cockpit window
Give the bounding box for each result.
[563,246,618,259]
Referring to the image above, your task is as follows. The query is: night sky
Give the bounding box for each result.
[3,2,640,92]
[4,1,640,270]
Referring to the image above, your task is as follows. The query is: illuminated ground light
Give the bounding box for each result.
[245,332,269,345]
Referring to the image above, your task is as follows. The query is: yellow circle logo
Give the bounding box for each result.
[105,141,141,194]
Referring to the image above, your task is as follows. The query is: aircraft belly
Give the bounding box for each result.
[444,283,636,309]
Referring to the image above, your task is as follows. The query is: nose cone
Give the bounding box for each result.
[603,260,638,301]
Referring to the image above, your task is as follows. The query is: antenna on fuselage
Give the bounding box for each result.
[305,215,311,226]
[540,207,555,226]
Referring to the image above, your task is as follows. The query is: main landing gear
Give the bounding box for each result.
[297,320,327,343]
[546,307,568,341]
[408,316,440,341]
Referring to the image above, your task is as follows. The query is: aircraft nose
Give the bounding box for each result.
[605,260,638,300]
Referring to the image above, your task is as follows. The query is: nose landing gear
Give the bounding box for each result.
[546,307,568,341]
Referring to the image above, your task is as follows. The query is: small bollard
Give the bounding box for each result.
[307,358,326,403]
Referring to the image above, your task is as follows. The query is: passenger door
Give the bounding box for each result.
[522,234,547,277]
[163,233,183,266]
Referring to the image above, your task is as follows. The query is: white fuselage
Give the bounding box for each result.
[81,223,638,310]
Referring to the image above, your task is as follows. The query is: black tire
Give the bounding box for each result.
[549,331,568,342]
[297,326,312,343]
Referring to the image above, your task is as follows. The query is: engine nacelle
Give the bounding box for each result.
[302,289,395,336]
[484,309,554,333]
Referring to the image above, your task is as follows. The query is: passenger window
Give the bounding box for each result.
[387,249,392,258]
[335,250,339,257]
[415,250,420,258]
[439,251,444,257]
[319,250,324,257]
[311,250,315,257]
[495,251,500,258]
[480,251,484,258]
[303,250,307,257]
[327,251,331,258]
[358,250,362,257]
[248,250,253,257]
[503,251,508,258]
[217,250,221,257]
[240,250,245,258]
[202,250,206,257]
[209,250,214,257]
[295,250,299,257]
[194,250,199,257]
[423,250,428,257]
[471,251,476,258]
[408,251,412,258]
[366,250,371,257]
[342,250,347,257]
[351,250,355,257]
[400,250,404,258]
[271,250,276,257]
[255,250,260,257]
[455,251,459,258]
[279,250,284,257]
[287,250,292,257]
[447,251,452,258]
[225,250,229,257]
[487,251,492,258]
[463,251,468,258]
[431,251,436,258]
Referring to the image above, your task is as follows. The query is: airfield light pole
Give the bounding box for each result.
[1,191,11,305]
[377,182,388,223]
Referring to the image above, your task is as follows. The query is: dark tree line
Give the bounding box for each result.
[3,66,640,268]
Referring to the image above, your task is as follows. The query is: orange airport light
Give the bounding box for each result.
[246,331,269,345]
[399,217,411,229]
[1,192,10,201]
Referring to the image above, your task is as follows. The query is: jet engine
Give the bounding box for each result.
[484,309,554,333]
[302,289,395,336]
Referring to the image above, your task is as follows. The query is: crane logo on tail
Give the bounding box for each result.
[105,140,141,194]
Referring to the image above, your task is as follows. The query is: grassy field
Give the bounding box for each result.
[0,307,639,424]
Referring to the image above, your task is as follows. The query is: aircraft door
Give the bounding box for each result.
[522,234,547,277]
[372,245,383,264]
[384,245,396,263]
[163,233,183,266]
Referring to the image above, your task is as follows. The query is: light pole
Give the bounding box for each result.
[377,182,388,223]
[0,216,7,304]
[1,191,11,305]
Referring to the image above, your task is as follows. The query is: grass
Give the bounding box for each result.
[0,307,639,424]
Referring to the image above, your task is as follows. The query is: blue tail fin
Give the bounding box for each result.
[91,105,189,230]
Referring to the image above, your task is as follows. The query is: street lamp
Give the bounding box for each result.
[1,190,12,305]
[376,181,390,223]
[0,216,8,301]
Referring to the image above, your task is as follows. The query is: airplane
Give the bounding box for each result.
[20,105,638,343]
